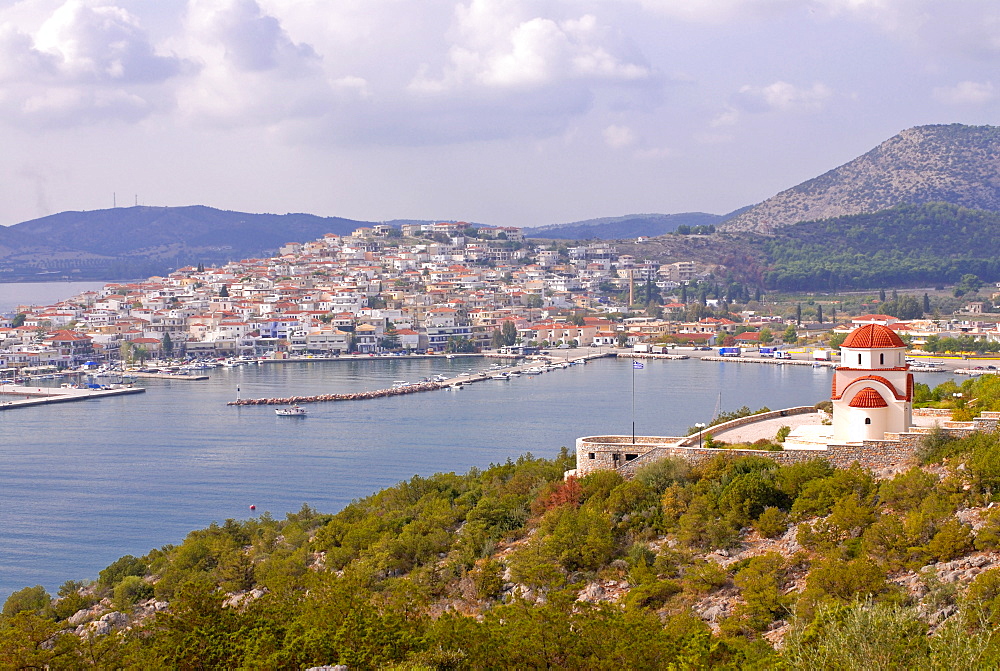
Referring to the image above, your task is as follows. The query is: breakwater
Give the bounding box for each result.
[227,381,443,406]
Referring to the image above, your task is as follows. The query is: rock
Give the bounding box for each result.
[701,604,727,622]
[100,611,129,628]
[67,607,98,626]
[577,582,606,603]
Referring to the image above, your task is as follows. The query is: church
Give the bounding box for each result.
[830,323,913,443]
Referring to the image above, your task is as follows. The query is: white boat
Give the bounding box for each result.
[491,372,510,380]
[276,405,307,416]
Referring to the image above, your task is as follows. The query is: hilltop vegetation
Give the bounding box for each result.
[9,381,1000,668]
[759,202,1000,290]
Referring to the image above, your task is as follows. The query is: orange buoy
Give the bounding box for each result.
[249,504,256,510]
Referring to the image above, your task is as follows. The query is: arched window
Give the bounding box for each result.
[858,353,862,365]
[865,417,871,425]
[880,353,884,365]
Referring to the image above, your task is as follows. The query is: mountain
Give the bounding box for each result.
[523,212,722,239]
[0,206,374,280]
[722,124,1000,233]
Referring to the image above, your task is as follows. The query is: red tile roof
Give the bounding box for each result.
[842,324,905,349]
[848,387,888,408]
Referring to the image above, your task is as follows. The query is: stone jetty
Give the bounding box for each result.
[227,381,443,406]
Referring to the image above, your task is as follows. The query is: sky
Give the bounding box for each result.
[0,0,999,228]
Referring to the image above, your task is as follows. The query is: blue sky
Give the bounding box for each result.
[0,0,998,228]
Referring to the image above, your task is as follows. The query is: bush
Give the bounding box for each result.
[634,457,690,493]
[1,585,50,618]
[98,554,148,589]
[776,426,791,443]
[756,507,789,539]
[114,575,154,610]
[623,580,681,610]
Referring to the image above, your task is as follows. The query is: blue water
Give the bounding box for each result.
[0,281,109,315]
[0,356,850,600]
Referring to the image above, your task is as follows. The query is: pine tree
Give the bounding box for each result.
[796,304,802,325]
[923,293,931,314]
[817,304,824,323]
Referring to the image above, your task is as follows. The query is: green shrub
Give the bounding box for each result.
[756,507,789,539]
[623,580,681,610]
[1,585,50,618]
[114,575,154,610]
[776,426,791,443]
[98,554,148,589]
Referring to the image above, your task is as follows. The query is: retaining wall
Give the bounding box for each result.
[577,409,1000,478]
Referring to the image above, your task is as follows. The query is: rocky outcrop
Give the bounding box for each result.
[722,124,1000,233]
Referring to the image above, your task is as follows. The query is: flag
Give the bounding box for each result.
[633,361,644,369]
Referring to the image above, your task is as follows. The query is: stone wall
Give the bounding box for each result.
[580,408,1000,479]
[677,406,817,447]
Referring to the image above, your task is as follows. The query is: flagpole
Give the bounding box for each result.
[631,358,636,445]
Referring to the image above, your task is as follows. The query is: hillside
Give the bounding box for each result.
[0,206,373,280]
[524,212,722,240]
[761,202,1000,290]
[723,124,1000,233]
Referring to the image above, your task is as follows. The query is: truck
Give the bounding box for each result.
[812,349,832,361]
[759,347,776,358]
[719,347,741,357]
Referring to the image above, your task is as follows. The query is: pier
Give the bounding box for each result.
[0,384,145,410]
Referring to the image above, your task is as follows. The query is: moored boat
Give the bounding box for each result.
[276,405,307,416]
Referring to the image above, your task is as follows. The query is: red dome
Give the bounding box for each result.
[848,387,888,408]
[841,324,905,349]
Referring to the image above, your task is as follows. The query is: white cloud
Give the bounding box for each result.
[410,3,651,92]
[0,1,187,127]
[177,0,369,127]
[603,123,635,148]
[933,80,995,105]
[735,81,833,113]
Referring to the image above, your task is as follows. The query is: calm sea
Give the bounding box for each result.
[0,356,957,600]
[0,281,109,315]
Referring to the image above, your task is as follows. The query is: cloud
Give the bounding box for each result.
[603,124,635,148]
[410,4,651,92]
[177,0,369,126]
[0,1,187,127]
[734,81,833,113]
[933,80,995,105]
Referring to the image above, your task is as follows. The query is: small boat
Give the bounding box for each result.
[276,405,307,416]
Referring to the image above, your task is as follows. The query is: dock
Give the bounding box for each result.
[0,384,145,410]
[700,356,835,368]
[129,371,210,381]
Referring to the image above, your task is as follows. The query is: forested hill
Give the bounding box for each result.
[761,202,1000,290]
[723,124,1000,233]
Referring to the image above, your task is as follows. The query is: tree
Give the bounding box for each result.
[162,332,174,358]
[525,294,543,308]
[954,274,983,298]
[879,288,886,302]
[501,320,518,346]
[829,332,847,349]
[923,293,931,314]
[759,327,773,344]
[816,305,824,323]
[783,325,798,345]
[795,304,802,325]
[2,585,50,617]
[491,328,505,349]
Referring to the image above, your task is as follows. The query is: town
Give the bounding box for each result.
[2,221,1000,375]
